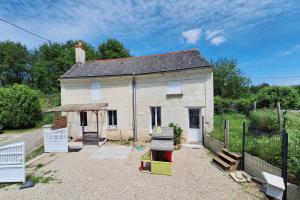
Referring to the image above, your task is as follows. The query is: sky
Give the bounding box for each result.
[0,0,300,85]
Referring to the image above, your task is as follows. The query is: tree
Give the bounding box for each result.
[28,40,97,93]
[213,58,251,99]
[98,39,131,59]
[0,41,30,86]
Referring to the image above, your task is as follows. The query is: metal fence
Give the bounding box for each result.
[241,122,289,200]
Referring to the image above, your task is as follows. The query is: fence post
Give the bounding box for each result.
[202,116,205,145]
[281,128,288,200]
[277,102,282,132]
[224,120,230,149]
[241,122,246,170]
[253,101,257,111]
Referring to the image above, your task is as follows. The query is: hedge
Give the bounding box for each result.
[0,84,42,129]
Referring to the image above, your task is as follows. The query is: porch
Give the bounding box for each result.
[48,103,108,146]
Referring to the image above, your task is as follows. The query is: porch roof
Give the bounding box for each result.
[47,103,108,112]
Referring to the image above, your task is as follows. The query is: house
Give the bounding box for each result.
[53,42,213,144]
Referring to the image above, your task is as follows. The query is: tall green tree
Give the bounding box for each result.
[213,58,250,99]
[29,40,97,93]
[0,41,30,86]
[98,39,131,59]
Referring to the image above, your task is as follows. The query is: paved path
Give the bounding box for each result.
[0,128,43,154]
[0,143,266,200]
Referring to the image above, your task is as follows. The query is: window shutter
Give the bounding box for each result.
[168,81,182,94]
[91,82,101,101]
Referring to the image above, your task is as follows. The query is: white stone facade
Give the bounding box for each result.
[60,68,213,142]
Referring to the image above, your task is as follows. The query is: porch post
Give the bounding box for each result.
[96,111,99,146]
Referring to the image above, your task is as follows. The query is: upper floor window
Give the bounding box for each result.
[167,81,182,94]
[91,82,101,101]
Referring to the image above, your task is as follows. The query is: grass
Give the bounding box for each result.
[26,146,44,162]
[211,110,300,181]
[2,127,39,135]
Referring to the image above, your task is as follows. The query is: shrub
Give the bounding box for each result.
[249,109,279,133]
[236,95,256,114]
[256,86,300,109]
[169,123,182,145]
[0,84,42,129]
[214,96,236,114]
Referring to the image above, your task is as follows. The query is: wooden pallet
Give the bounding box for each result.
[212,148,241,171]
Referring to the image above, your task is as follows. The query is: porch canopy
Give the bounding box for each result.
[47,103,108,112]
[47,103,108,145]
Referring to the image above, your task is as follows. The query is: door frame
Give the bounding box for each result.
[187,107,202,143]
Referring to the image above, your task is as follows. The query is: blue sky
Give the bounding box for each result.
[0,0,300,85]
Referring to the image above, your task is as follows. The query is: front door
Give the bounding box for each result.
[188,108,202,143]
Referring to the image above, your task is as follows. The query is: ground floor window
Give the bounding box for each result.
[108,110,117,128]
[80,112,87,126]
[150,107,161,130]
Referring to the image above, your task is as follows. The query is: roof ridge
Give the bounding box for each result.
[89,49,199,63]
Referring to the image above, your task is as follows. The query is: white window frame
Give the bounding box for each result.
[91,82,101,101]
[150,106,161,133]
[107,110,117,129]
[167,81,182,94]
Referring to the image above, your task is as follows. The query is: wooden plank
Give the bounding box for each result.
[217,152,236,164]
[213,156,230,170]
[53,116,67,129]
[222,148,241,159]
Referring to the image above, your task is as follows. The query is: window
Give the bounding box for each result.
[150,107,161,130]
[91,82,101,101]
[80,112,87,126]
[188,109,200,129]
[167,81,182,94]
[108,110,117,128]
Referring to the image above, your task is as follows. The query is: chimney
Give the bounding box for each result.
[75,41,85,63]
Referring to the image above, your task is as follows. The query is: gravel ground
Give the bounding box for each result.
[0,143,266,200]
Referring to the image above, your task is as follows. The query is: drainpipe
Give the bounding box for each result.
[132,73,137,141]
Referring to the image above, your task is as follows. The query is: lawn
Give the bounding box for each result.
[210,110,300,181]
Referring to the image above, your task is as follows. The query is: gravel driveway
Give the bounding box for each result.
[0,143,266,200]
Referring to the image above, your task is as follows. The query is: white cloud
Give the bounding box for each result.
[182,28,202,44]
[210,36,226,46]
[279,44,300,56]
[206,30,223,40]
[205,29,226,46]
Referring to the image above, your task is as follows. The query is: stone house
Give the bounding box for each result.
[57,43,213,144]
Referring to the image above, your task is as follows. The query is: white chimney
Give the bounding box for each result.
[75,41,85,63]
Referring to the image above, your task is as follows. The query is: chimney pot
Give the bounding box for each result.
[75,41,85,63]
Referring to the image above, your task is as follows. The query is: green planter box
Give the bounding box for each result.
[151,160,173,176]
[140,151,173,176]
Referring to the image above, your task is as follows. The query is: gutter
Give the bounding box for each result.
[132,73,137,141]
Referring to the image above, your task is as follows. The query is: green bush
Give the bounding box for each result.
[0,84,42,129]
[256,86,300,109]
[249,109,279,133]
[169,123,183,145]
[236,95,256,114]
[214,96,236,114]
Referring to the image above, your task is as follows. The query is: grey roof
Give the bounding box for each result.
[61,49,212,79]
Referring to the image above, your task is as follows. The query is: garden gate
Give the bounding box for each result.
[0,142,25,183]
